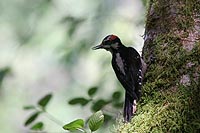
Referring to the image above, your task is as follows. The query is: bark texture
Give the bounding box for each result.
[118,0,199,132]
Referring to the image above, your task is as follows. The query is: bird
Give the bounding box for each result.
[92,34,146,122]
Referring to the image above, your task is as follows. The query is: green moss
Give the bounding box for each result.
[145,0,199,35]
[116,32,200,133]
[117,82,200,133]
[117,0,200,132]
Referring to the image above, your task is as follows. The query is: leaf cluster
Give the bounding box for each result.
[24,93,52,131]
[68,86,123,123]
[63,110,104,132]
[24,93,105,132]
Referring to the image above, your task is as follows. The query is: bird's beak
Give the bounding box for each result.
[92,44,103,50]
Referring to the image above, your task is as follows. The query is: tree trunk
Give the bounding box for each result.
[118,0,200,132]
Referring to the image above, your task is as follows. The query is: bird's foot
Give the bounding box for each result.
[132,100,137,114]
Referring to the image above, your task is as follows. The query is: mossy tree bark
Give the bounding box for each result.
[118,0,199,132]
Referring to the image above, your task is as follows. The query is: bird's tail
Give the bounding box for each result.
[123,92,136,122]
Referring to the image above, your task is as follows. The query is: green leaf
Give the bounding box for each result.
[112,91,122,100]
[88,110,104,132]
[68,97,90,106]
[24,112,40,126]
[88,87,98,97]
[38,93,52,108]
[31,122,44,130]
[63,119,84,131]
[23,105,35,110]
[91,99,110,112]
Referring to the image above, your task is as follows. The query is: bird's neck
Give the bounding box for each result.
[111,44,126,54]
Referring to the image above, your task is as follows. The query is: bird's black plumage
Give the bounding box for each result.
[92,35,144,122]
[111,46,142,121]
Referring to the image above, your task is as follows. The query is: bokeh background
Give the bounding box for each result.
[0,0,146,132]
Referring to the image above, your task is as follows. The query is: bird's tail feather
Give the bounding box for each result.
[123,92,134,122]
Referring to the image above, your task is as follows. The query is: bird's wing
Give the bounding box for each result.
[112,59,138,99]
[127,47,142,99]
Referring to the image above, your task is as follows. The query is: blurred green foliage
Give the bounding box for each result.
[0,67,10,89]
[0,0,146,132]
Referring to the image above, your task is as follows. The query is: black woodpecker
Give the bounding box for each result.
[92,34,146,122]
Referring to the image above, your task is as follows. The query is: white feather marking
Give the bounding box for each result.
[116,53,125,75]
[133,100,137,114]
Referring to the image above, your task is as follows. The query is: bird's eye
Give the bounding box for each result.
[103,40,110,44]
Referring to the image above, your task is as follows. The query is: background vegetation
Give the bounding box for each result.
[0,0,146,132]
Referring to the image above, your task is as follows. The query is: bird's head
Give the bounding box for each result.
[92,35,122,52]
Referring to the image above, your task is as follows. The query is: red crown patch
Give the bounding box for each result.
[109,35,117,41]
